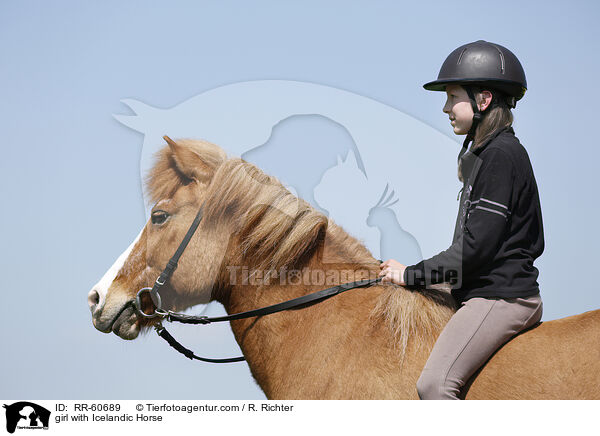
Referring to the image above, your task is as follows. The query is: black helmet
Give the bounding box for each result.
[424,40,527,108]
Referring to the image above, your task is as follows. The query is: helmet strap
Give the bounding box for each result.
[465,86,482,139]
[458,86,483,163]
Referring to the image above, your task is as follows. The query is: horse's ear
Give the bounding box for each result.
[164,135,218,183]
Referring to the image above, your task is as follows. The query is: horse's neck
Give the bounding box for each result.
[221,226,426,398]
[224,224,379,311]
[223,223,380,324]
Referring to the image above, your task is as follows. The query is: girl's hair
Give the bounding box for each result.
[458,87,514,181]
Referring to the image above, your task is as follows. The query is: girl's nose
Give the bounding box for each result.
[442,100,450,114]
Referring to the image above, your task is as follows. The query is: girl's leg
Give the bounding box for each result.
[416,294,542,400]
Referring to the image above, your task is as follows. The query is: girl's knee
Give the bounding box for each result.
[416,370,440,400]
[417,369,461,400]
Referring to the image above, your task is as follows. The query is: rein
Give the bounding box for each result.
[133,202,383,364]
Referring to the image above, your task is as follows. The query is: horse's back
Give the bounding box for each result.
[466,309,600,399]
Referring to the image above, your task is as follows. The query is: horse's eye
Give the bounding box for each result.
[151,210,169,225]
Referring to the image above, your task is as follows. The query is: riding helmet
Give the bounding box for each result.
[423,40,527,108]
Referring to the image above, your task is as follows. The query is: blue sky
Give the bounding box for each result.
[2,0,599,400]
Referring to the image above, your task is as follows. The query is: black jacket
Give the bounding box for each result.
[403,128,544,303]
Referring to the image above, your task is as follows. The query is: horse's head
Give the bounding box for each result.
[89,136,329,340]
[87,137,229,339]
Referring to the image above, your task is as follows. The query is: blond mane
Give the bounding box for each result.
[371,284,456,360]
[202,158,330,273]
[147,138,456,360]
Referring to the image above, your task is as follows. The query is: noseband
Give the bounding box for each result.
[133,202,382,363]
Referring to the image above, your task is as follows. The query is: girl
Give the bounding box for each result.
[379,40,544,400]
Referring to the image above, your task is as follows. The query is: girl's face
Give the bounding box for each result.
[443,85,474,135]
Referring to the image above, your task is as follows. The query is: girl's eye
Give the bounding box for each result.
[151,210,169,225]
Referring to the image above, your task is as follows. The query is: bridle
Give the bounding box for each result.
[132,202,382,363]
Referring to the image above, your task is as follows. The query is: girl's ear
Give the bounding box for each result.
[479,90,494,111]
[164,136,222,184]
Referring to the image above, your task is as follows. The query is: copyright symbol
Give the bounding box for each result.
[136,404,143,411]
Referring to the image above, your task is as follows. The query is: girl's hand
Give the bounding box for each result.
[379,259,407,285]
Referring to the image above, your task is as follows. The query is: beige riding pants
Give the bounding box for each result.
[416,294,543,400]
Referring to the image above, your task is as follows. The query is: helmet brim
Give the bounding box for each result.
[423,78,526,100]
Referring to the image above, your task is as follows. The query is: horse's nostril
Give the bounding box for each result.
[88,289,100,312]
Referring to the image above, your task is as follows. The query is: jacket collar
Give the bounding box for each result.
[471,126,513,157]
[458,127,513,185]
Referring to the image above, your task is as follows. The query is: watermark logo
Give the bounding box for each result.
[114,80,464,285]
[3,402,50,433]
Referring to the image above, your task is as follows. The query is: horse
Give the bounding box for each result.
[87,137,600,399]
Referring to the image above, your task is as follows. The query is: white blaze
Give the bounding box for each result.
[90,228,144,310]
